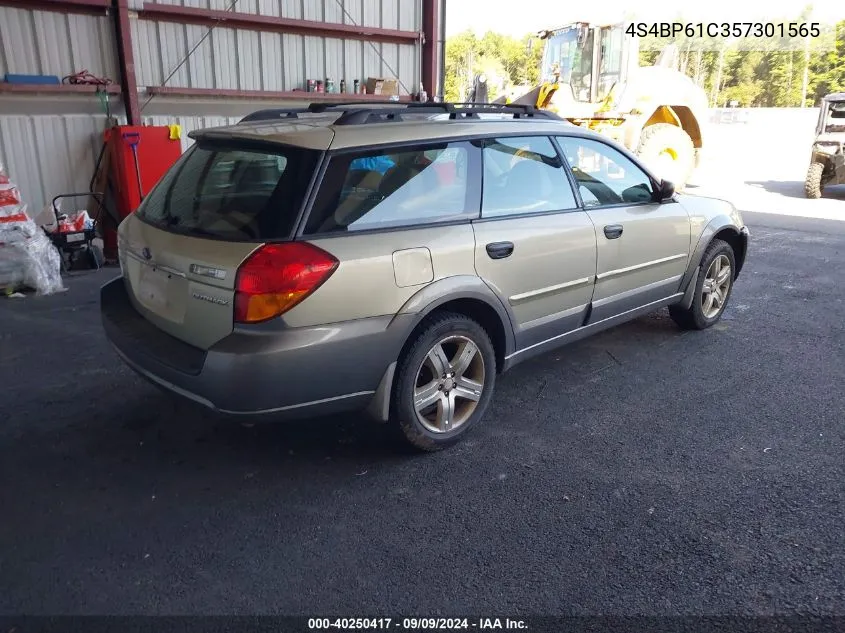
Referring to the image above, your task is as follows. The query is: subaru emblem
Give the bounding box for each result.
[142,247,152,260]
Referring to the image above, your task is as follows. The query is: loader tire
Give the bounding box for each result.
[637,123,696,190]
[804,161,824,199]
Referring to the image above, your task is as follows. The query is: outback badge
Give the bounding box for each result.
[191,291,229,306]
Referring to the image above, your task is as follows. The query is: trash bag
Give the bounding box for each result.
[0,161,65,295]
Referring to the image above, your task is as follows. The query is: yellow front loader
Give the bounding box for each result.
[494,22,710,188]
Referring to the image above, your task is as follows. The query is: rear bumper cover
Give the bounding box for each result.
[101,277,408,418]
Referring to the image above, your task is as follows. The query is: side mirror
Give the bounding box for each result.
[656,179,675,201]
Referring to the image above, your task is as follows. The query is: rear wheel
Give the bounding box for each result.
[391,312,496,452]
[804,161,824,199]
[637,123,696,190]
[669,239,736,330]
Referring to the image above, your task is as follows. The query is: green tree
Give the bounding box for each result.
[444,29,544,101]
[807,19,845,105]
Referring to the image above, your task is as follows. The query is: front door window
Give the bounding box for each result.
[557,137,655,207]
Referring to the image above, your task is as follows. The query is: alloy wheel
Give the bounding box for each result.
[702,254,732,319]
[413,335,485,434]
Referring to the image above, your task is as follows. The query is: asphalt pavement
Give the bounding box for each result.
[1,206,844,617]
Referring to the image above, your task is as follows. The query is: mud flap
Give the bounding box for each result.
[680,266,701,310]
[365,361,397,423]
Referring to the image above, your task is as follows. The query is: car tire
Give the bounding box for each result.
[669,239,736,331]
[804,161,824,199]
[637,123,696,190]
[391,311,497,452]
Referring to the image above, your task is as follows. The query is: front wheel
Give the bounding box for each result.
[669,239,736,330]
[804,161,824,199]
[391,312,497,452]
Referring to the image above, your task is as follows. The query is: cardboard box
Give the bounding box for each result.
[366,77,399,96]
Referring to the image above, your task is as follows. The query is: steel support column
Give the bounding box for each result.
[421,0,440,99]
[112,0,140,124]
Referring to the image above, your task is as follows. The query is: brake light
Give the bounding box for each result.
[234,242,338,324]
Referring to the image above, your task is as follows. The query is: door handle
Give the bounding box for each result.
[604,224,623,239]
[486,241,514,259]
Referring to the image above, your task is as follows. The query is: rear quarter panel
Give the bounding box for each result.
[280,224,478,327]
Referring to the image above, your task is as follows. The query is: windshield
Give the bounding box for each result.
[824,102,845,134]
[135,141,320,241]
[542,28,594,103]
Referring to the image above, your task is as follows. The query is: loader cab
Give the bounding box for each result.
[539,23,633,105]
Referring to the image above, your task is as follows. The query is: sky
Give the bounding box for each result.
[445,0,845,37]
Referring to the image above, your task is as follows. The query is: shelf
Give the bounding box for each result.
[0,83,121,95]
[144,86,412,102]
[0,0,110,15]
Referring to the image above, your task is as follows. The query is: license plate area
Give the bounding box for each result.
[137,265,169,310]
[136,264,185,322]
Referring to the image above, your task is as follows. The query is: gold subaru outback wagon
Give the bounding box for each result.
[101,102,749,451]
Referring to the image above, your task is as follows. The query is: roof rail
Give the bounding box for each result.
[239,108,311,122]
[238,101,564,125]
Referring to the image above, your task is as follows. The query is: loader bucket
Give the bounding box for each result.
[510,85,544,106]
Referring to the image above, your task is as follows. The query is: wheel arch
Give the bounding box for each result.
[390,276,517,373]
[681,218,749,295]
[365,277,516,423]
[713,226,748,277]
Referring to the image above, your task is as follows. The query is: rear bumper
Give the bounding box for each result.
[100,277,408,419]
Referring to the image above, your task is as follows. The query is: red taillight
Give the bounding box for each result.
[234,242,339,324]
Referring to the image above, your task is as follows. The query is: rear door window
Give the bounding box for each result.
[481,135,578,217]
[304,140,481,235]
[135,142,320,240]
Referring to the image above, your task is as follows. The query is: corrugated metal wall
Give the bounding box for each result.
[0,114,111,216]
[132,20,418,94]
[0,0,422,216]
[0,8,118,82]
[132,0,421,94]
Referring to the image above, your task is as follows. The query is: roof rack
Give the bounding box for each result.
[239,108,310,122]
[238,101,564,125]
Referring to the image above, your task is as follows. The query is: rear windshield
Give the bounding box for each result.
[135,141,320,240]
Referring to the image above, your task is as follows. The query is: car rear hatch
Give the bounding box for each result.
[118,137,324,351]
